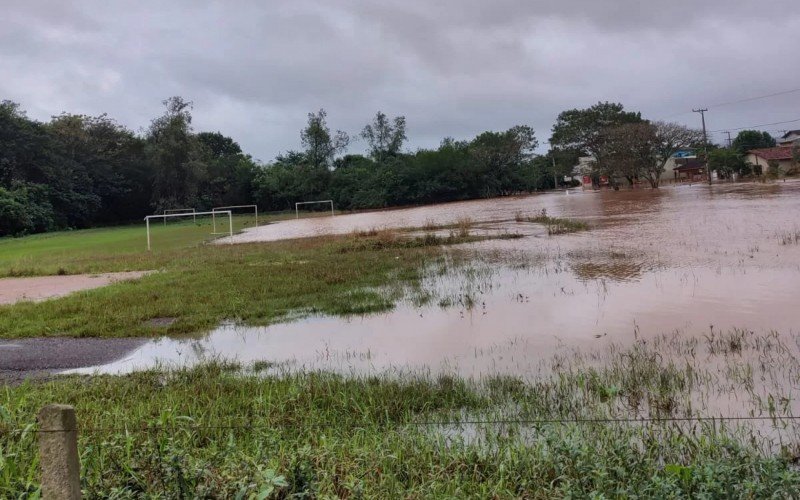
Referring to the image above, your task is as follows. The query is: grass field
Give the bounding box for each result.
[3,333,800,497]
[0,213,306,277]
[0,217,509,338]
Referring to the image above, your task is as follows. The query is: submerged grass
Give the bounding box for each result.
[516,209,589,235]
[2,331,800,497]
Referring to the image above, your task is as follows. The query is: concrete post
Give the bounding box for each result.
[38,404,81,500]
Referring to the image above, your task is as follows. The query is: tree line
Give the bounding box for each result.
[0,97,785,237]
[1,98,555,236]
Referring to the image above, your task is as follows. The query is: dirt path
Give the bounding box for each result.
[0,271,151,305]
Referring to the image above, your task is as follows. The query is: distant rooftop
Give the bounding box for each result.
[780,130,800,139]
[748,146,794,161]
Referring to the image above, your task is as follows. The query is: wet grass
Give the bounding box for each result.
[2,330,800,497]
[516,209,589,235]
[0,230,459,338]
[779,229,800,245]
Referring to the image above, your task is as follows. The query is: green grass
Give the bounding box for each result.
[0,219,524,339]
[2,330,799,497]
[0,234,443,338]
[0,216,263,277]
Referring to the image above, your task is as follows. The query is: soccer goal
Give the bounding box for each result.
[295,200,335,219]
[144,210,232,251]
[163,208,196,226]
[212,205,258,235]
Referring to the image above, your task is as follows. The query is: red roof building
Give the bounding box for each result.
[745,146,797,175]
[748,146,793,161]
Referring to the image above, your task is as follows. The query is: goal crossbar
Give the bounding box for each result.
[295,200,334,219]
[163,208,196,225]
[212,205,258,234]
[144,210,232,251]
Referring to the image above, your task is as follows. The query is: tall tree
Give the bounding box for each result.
[549,102,643,177]
[469,125,538,196]
[146,97,207,210]
[644,121,704,188]
[198,131,242,158]
[596,122,654,187]
[361,111,406,162]
[731,130,776,155]
[300,109,349,169]
[197,131,258,207]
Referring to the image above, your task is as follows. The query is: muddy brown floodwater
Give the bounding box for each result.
[68,181,800,384]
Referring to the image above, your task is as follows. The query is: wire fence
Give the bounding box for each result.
[8,413,800,436]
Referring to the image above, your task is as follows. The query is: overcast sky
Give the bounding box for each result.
[2,0,799,161]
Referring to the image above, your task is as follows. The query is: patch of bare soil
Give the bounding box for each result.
[0,271,152,305]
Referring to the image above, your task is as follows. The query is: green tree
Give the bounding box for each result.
[301,109,349,168]
[731,130,776,155]
[146,97,207,211]
[707,148,750,179]
[468,125,538,196]
[549,102,643,183]
[596,122,653,187]
[48,113,148,223]
[361,111,406,162]
[644,121,704,188]
[198,131,259,208]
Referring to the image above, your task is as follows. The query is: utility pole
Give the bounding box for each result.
[552,155,558,189]
[725,131,732,148]
[693,108,711,185]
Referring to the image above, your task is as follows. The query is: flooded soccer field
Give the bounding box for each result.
[73,180,800,382]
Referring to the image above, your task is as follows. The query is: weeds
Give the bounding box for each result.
[778,230,800,245]
[518,209,589,235]
[3,329,800,496]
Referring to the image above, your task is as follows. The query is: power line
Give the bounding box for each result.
[710,117,800,133]
[657,87,800,122]
[706,87,800,109]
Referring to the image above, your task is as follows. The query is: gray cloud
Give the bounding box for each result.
[2,0,798,160]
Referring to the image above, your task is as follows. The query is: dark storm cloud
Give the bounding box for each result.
[2,0,798,160]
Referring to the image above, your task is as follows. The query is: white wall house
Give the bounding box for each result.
[778,130,800,146]
[744,147,796,174]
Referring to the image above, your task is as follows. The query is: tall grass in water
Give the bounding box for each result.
[778,229,800,245]
[453,216,473,238]
[518,208,589,235]
[2,328,800,497]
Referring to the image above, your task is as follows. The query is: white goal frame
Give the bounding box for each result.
[163,208,196,226]
[212,204,258,235]
[144,210,232,251]
[295,200,334,219]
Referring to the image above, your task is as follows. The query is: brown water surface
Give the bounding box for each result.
[76,181,800,377]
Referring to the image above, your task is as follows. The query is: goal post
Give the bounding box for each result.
[163,208,196,226]
[295,200,335,219]
[212,204,258,235]
[144,210,232,251]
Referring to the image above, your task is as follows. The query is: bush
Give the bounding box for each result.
[0,185,55,236]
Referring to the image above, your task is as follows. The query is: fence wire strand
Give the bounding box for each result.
[7,414,800,435]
